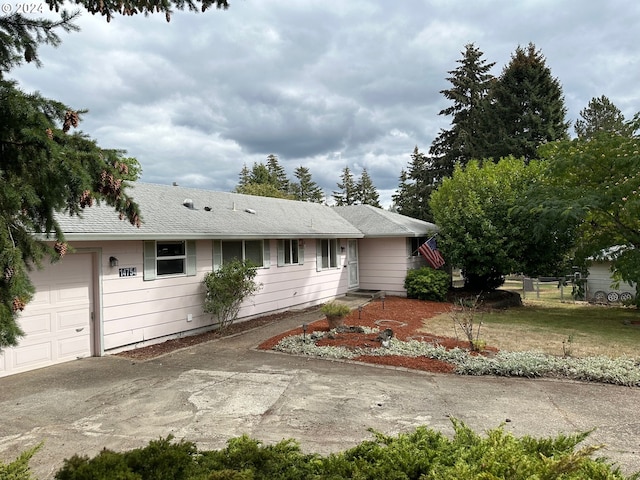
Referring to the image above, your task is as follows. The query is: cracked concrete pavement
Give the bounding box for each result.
[1,306,639,478]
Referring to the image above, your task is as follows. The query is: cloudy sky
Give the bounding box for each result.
[11,0,640,207]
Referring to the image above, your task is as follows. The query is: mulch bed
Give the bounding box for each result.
[257,296,498,374]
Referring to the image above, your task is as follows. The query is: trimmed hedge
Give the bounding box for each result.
[4,422,635,480]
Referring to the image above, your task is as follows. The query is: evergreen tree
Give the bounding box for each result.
[237,163,251,189]
[485,43,569,161]
[333,166,358,206]
[0,0,232,348]
[291,166,324,203]
[249,162,271,184]
[392,146,440,222]
[0,83,142,348]
[429,43,496,177]
[266,154,289,193]
[574,95,627,139]
[356,168,381,208]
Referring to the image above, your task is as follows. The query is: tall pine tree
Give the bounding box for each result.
[333,167,358,206]
[574,95,627,139]
[291,166,324,203]
[356,168,381,208]
[485,43,569,161]
[266,154,289,193]
[429,43,495,177]
[392,146,440,222]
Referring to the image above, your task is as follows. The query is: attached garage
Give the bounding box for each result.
[0,253,96,377]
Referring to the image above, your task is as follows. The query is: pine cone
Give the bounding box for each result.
[54,242,68,258]
[63,111,79,132]
[80,190,93,208]
[4,266,14,281]
[45,128,54,140]
[12,297,26,312]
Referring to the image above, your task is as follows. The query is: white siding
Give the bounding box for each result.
[68,239,349,354]
[239,239,349,317]
[356,238,412,296]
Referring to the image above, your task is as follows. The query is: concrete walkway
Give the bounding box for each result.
[1,304,639,478]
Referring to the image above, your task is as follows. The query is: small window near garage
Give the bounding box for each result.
[316,239,339,271]
[143,240,197,281]
[157,241,186,275]
[278,239,304,266]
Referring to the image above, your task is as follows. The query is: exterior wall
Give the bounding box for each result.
[356,238,414,296]
[586,261,636,301]
[243,239,349,317]
[71,238,349,353]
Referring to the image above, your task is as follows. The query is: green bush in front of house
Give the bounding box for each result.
[404,267,450,301]
[203,260,262,330]
[34,422,635,479]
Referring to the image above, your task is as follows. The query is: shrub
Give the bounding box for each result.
[203,260,262,330]
[0,443,41,480]
[404,267,450,301]
[54,436,198,480]
[50,425,633,480]
[320,301,351,318]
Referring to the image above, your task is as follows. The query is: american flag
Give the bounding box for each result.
[418,237,445,269]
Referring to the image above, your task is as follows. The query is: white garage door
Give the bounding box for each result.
[0,253,94,377]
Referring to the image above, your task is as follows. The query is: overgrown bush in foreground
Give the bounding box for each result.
[4,422,636,480]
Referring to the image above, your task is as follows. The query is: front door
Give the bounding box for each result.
[347,239,359,289]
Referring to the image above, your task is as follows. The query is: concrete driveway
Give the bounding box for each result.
[1,307,639,479]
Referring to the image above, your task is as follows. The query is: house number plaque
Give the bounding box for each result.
[118,267,137,277]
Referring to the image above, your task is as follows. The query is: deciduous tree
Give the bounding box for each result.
[531,116,640,301]
[430,157,574,291]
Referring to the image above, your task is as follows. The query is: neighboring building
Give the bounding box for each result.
[586,251,636,303]
[0,183,437,377]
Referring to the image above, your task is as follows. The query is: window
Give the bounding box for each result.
[278,239,304,266]
[157,241,186,275]
[143,240,196,280]
[213,240,270,270]
[316,239,339,271]
[409,237,428,256]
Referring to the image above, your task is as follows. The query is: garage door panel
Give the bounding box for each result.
[58,334,91,359]
[29,288,52,307]
[13,341,52,369]
[56,283,90,304]
[19,313,52,336]
[57,308,90,331]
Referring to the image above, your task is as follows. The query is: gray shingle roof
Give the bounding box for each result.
[333,205,437,237]
[56,183,363,240]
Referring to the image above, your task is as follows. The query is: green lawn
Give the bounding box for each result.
[425,300,640,358]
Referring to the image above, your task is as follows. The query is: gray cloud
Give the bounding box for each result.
[10,0,640,207]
